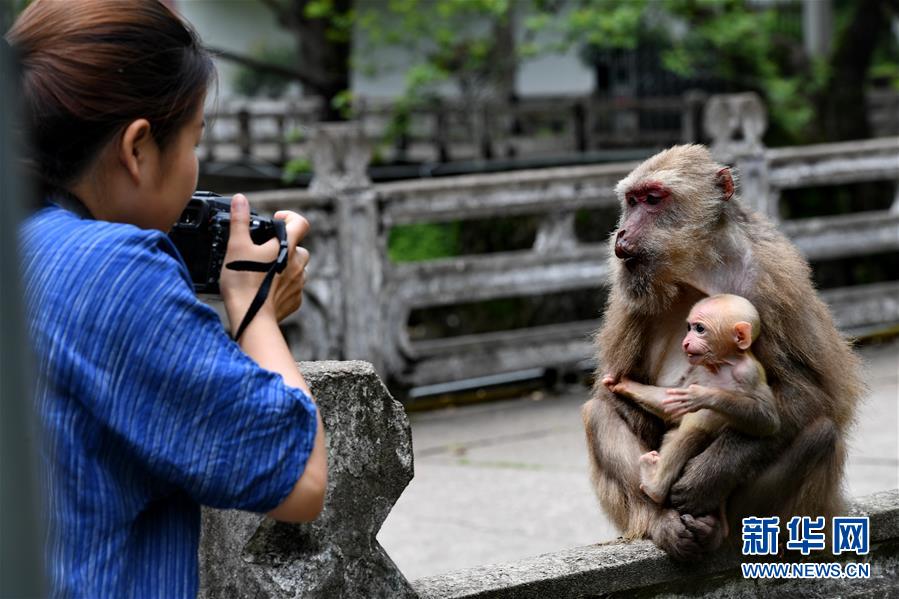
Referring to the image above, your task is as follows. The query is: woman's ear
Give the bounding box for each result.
[117,118,154,185]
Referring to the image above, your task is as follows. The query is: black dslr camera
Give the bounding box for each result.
[168,191,283,295]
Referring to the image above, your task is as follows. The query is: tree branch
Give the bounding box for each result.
[258,0,290,25]
[207,46,325,93]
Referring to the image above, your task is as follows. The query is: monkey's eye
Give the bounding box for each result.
[687,323,691,332]
[646,193,662,206]
[627,196,637,207]
[695,324,705,334]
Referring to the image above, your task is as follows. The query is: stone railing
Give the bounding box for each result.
[200,92,706,166]
[199,361,415,598]
[244,93,899,390]
[414,489,899,598]
[197,363,899,597]
[202,90,899,167]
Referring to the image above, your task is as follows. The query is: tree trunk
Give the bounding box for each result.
[263,0,353,121]
[291,0,352,122]
[815,0,897,141]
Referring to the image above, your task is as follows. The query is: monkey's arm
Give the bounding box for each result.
[603,375,676,422]
[664,382,779,436]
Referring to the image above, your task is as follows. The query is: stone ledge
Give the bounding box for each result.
[199,360,415,599]
[414,489,899,599]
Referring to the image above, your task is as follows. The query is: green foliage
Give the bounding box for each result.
[388,222,461,262]
[233,42,297,98]
[282,156,312,184]
[356,0,521,101]
[303,0,355,44]
[654,0,818,142]
[562,0,647,49]
[331,89,354,119]
[355,0,541,149]
[870,30,899,89]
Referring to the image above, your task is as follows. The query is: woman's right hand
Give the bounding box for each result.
[220,194,310,336]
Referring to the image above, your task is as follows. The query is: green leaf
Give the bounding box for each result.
[282,157,312,184]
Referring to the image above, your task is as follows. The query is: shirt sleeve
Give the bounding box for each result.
[65,228,318,512]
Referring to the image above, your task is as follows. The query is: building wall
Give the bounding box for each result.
[171,0,593,99]
[171,0,299,99]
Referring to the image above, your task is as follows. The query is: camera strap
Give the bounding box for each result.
[225,220,289,342]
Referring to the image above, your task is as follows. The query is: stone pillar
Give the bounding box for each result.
[308,123,372,198]
[307,124,385,374]
[734,152,778,221]
[704,93,777,220]
[199,361,415,599]
[534,211,577,254]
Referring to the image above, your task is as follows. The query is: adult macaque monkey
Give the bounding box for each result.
[583,145,861,560]
[603,294,777,532]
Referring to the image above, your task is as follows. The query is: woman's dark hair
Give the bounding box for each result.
[6,0,215,194]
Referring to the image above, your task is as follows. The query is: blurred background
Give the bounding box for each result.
[157,0,899,386]
[175,0,899,579]
[3,0,898,585]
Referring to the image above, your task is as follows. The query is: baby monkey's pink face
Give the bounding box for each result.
[682,317,713,365]
[681,296,757,365]
[682,301,728,365]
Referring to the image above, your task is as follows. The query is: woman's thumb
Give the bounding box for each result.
[229,193,250,245]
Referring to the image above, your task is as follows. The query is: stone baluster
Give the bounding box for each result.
[307,124,384,374]
[704,92,778,220]
[199,362,415,598]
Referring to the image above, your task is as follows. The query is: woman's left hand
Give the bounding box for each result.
[272,210,310,322]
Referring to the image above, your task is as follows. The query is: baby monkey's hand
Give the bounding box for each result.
[603,374,636,398]
[663,384,710,417]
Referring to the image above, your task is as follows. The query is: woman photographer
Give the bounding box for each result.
[8,1,326,596]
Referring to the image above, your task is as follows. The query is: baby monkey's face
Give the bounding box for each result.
[682,303,733,365]
[682,319,713,365]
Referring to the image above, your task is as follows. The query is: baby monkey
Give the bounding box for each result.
[603,294,779,526]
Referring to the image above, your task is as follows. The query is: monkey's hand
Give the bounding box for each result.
[663,384,710,417]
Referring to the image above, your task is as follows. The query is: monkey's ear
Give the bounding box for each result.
[716,168,734,201]
[733,321,753,350]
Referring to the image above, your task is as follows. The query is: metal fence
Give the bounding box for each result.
[243,94,899,390]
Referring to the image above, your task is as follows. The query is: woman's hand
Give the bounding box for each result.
[219,197,326,523]
[220,194,310,335]
[271,211,310,322]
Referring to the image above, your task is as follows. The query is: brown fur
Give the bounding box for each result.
[583,145,863,559]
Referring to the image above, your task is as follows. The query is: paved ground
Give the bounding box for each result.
[377,338,899,581]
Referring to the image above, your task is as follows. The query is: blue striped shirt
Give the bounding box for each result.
[19,203,318,598]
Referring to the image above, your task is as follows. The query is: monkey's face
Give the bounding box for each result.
[682,303,732,365]
[610,145,735,313]
[682,323,711,365]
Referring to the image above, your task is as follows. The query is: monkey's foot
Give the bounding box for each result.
[639,452,665,504]
[639,450,660,465]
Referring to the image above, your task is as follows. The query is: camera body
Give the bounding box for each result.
[168,191,280,295]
